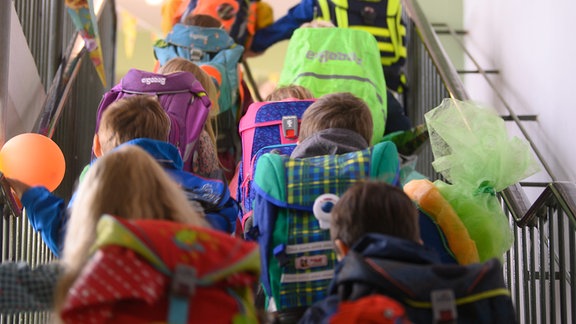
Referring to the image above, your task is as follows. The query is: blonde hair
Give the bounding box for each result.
[160,58,219,151]
[98,95,171,153]
[265,84,314,101]
[299,92,373,144]
[54,145,207,314]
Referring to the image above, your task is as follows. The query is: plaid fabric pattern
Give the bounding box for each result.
[275,148,373,309]
[0,262,60,313]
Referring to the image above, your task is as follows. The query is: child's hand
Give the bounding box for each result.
[3,177,31,200]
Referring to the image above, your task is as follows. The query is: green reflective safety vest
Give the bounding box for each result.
[279,28,387,144]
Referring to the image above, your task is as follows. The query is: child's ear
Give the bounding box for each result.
[93,133,103,157]
[334,239,349,260]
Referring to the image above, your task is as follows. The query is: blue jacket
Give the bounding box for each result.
[250,0,315,53]
[21,138,238,257]
[299,233,441,323]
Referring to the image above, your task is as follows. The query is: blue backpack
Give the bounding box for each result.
[154,24,244,120]
[251,141,400,318]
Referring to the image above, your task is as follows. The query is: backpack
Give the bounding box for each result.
[278,28,387,144]
[95,69,211,172]
[334,252,517,323]
[169,168,240,234]
[60,215,260,323]
[316,0,408,93]
[236,99,314,230]
[251,141,400,319]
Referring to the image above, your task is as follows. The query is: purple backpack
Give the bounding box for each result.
[236,99,314,229]
[96,69,211,172]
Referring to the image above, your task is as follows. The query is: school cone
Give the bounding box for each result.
[65,0,106,87]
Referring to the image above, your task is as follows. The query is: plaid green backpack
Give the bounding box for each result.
[251,141,400,321]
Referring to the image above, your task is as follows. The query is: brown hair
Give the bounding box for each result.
[330,181,420,246]
[265,84,314,101]
[98,96,170,152]
[183,14,223,28]
[299,92,373,144]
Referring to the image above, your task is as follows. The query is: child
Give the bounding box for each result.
[159,57,222,178]
[7,96,238,257]
[299,180,517,323]
[53,145,208,317]
[290,92,373,159]
[0,145,207,313]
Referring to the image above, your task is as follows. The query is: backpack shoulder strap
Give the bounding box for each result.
[370,141,400,185]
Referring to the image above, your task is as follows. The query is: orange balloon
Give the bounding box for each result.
[0,133,66,192]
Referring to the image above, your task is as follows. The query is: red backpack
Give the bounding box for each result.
[60,215,260,323]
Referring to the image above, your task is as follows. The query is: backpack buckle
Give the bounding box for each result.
[273,244,290,267]
[431,289,458,323]
[282,116,299,139]
[171,264,197,296]
[189,48,204,62]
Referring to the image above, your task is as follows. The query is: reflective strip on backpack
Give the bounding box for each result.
[291,72,384,105]
[404,288,512,308]
[280,269,334,283]
[285,241,334,254]
[317,0,407,67]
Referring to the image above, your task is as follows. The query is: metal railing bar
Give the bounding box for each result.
[457,69,499,74]
[501,115,538,122]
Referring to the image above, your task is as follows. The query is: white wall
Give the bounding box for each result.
[460,0,575,182]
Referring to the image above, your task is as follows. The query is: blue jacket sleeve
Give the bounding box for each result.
[250,0,316,52]
[20,187,66,257]
[0,262,60,313]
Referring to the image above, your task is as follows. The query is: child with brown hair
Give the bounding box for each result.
[7,95,239,259]
[300,180,517,323]
[290,92,373,159]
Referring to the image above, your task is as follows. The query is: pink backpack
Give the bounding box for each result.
[95,69,211,172]
[236,99,314,230]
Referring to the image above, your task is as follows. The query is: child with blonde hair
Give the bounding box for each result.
[54,145,207,314]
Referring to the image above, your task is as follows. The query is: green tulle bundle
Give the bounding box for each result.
[425,98,540,261]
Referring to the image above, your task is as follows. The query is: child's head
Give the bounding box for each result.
[57,145,206,310]
[330,181,420,258]
[94,95,170,157]
[183,13,223,28]
[299,92,373,144]
[265,84,314,101]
